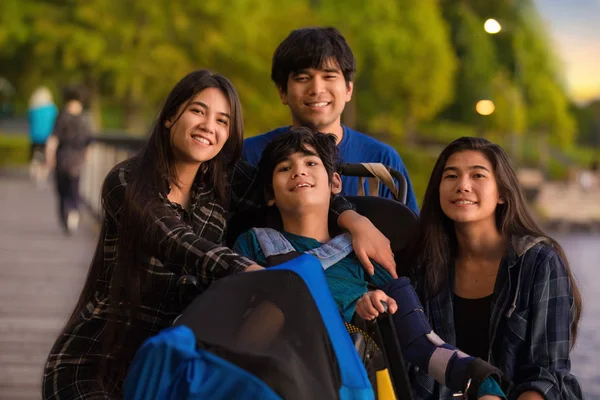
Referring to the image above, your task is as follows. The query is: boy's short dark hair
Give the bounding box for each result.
[62,85,87,105]
[271,27,356,93]
[257,127,340,201]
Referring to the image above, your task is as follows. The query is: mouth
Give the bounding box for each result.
[452,200,477,205]
[290,183,314,191]
[304,101,331,108]
[191,134,213,146]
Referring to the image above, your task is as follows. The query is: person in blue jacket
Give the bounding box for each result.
[27,86,58,182]
[242,27,419,213]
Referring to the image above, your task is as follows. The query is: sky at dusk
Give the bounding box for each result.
[535,0,600,103]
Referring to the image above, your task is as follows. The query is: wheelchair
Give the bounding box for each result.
[125,163,419,400]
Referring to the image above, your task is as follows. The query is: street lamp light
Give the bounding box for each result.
[484,18,502,34]
[476,100,495,116]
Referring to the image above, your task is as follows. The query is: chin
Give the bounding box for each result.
[445,213,477,224]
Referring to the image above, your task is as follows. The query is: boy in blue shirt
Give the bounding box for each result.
[234,127,505,399]
[242,27,419,213]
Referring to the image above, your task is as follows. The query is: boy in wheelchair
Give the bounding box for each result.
[233,127,506,399]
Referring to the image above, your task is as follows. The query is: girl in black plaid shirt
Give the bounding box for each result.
[42,70,396,399]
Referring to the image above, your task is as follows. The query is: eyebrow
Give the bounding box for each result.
[293,67,341,75]
[443,165,490,173]
[190,101,230,119]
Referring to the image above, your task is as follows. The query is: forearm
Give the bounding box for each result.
[103,166,254,286]
[336,209,362,230]
[148,215,255,284]
[45,135,58,167]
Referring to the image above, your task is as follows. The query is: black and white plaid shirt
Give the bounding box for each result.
[43,159,353,399]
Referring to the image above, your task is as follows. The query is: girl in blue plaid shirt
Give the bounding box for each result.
[410,137,583,399]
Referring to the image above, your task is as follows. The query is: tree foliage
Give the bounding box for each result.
[0,0,581,151]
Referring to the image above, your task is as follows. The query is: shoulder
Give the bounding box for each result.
[244,127,289,148]
[512,237,570,292]
[233,230,261,257]
[230,158,257,182]
[514,237,564,272]
[101,159,135,209]
[103,160,131,190]
[342,127,403,164]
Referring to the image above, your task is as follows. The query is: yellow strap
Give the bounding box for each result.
[376,369,397,400]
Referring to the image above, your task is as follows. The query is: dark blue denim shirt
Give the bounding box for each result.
[410,236,583,399]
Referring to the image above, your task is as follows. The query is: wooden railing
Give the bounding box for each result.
[80,134,145,218]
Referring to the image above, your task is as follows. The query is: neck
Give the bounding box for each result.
[454,222,507,268]
[281,209,331,243]
[168,161,201,207]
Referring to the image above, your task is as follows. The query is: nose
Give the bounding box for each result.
[307,76,325,96]
[456,177,471,193]
[199,116,216,134]
[291,165,308,179]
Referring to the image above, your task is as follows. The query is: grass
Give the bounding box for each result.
[0,133,29,167]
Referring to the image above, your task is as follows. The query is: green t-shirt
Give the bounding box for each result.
[233,230,393,322]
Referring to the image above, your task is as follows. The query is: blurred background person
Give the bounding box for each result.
[45,86,93,234]
[27,86,58,185]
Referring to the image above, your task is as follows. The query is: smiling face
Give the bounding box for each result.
[279,58,353,135]
[269,144,341,215]
[167,87,231,165]
[439,150,505,228]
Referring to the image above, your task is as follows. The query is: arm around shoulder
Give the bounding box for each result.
[101,164,256,287]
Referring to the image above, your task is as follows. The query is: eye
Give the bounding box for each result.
[473,173,486,179]
[190,108,204,115]
[307,161,318,166]
[443,174,457,180]
[324,74,338,80]
[294,75,309,82]
[277,165,291,173]
[217,118,229,126]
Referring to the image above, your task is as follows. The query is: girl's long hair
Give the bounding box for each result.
[55,70,244,389]
[415,136,581,347]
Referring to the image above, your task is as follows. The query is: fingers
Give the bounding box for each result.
[385,296,398,314]
[372,290,387,313]
[371,248,397,278]
[357,293,379,320]
[356,251,375,276]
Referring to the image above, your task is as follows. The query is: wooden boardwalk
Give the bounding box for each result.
[0,170,97,399]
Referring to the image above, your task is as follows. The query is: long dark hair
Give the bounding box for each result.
[416,136,581,346]
[56,70,244,389]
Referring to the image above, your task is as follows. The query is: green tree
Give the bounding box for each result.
[441,3,499,124]
[316,0,457,143]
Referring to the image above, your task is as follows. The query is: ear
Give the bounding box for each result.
[164,119,173,129]
[498,195,506,204]
[267,197,276,207]
[330,172,342,195]
[345,81,353,103]
[278,87,288,106]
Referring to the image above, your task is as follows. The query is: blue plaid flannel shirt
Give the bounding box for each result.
[410,236,583,400]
